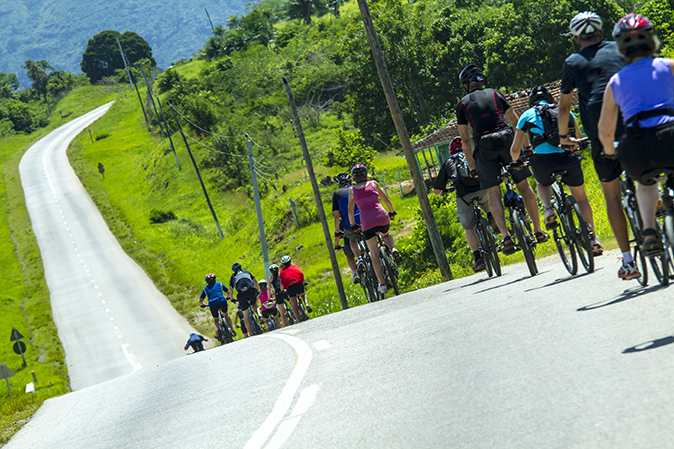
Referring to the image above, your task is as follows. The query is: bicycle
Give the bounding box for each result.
[455,190,502,278]
[376,233,400,295]
[353,236,382,303]
[641,168,674,285]
[499,164,538,276]
[201,304,235,344]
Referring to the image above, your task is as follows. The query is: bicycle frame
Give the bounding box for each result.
[458,194,501,277]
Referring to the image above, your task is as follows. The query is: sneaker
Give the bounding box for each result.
[306,305,313,313]
[502,236,517,255]
[618,261,641,280]
[487,213,500,234]
[356,257,365,271]
[591,235,603,256]
[535,231,549,244]
[472,257,486,272]
[391,248,403,264]
[378,284,388,294]
[352,271,361,284]
[641,231,664,257]
[544,207,557,229]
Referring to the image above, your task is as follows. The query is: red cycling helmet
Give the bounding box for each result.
[449,136,462,155]
[205,273,216,283]
[613,14,655,54]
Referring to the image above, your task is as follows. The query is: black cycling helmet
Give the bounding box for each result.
[232,262,242,273]
[334,172,351,188]
[459,64,485,85]
[205,273,216,283]
[613,13,656,55]
[351,164,368,183]
[528,85,555,107]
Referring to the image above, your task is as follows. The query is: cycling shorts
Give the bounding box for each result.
[474,141,531,189]
[530,152,584,187]
[342,228,359,258]
[236,290,257,311]
[261,308,279,319]
[286,282,305,298]
[190,341,204,352]
[208,301,228,318]
[362,224,390,241]
[618,121,674,185]
[590,137,622,183]
[275,290,288,304]
[457,190,489,230]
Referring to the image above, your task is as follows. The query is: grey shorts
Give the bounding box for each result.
[342,228,359,258]
[457,190,489,229]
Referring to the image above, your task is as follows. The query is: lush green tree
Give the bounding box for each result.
[287,0,328,25]
[324,129,377,169]
[0,72,19,98]
[640,0,674,53]
[22,59,53,102]
[0,99,41,133]
[80,30,156,84]
[46,70,76,99]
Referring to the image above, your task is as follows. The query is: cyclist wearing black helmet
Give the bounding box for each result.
[199,273,235,340]
[268,263,290,327]
[433,136,497,272]
[456,65,548,254]
[227,262,260,337]
[332,172,361,284]
[510,85,602,255]
[559,11,636,279]
[599,13,674,258]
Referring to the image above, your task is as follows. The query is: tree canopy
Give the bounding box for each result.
[81,31,156,84]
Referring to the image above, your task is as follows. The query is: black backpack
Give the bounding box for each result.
[528,103,575,149]
[233,271,255,293]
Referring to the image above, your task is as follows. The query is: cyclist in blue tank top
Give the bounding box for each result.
[199,273,235,340]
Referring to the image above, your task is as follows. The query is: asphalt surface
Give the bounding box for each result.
[18,103,195,391]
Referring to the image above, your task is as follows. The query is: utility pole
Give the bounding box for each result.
[155,98,181,170]
[355,0,452,280]
[139,63,165,139]
[170,104,224,239]
[205,8,215,32]
[247,137,271,278]
[283,77,349,310]
[116,40,150,133]
[116,36,134,90]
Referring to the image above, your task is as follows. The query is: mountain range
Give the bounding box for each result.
[0,0,247,88]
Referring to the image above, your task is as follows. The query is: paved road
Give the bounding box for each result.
[8,248,674,448]
[18,103,195,391]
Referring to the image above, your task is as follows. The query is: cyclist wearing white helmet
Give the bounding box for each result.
[279,255,312,322]
[599,14,674,258]
[257,279,280,329]
[268,263,290,327]
[558,11,637,280]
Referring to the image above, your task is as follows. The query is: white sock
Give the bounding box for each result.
[622,251,633,264]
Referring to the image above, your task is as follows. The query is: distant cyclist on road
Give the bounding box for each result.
[269,263,291,327]
[456,64,548,254]
[227,263,260,338]
[598,14,674,257]
[198,273,235,341]
[348,164,401,295]
[257,279,280,329]
[279,255,311,322]
[184,332,208,353]
[433,136,498,272]
[509,85,603,255]
[332,172,362,284]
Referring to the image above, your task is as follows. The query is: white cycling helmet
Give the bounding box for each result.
[570,12,602,38]
[281,255,291,264]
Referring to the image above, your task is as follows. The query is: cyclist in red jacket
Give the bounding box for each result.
[279,255,312,323]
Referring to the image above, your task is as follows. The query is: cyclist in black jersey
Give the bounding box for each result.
[558,11,637,280]
[456,64,548,254]
[268,264,290,327]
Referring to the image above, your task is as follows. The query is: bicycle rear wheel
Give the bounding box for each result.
[482,217,502,276]
[554,207,578,275]
[634,245,649,287]
[475,219,493,277]
[650,220,669,286]
[567,197,594,273]
[380,247,400,295]
[363,257,380,302]
[513,209,537,276]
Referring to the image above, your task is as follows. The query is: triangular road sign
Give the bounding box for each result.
[10,328,23,342]
[0,363,14,378]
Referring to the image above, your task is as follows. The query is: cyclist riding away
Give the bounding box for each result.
[598,14,674,257]
[184,332,208,353]
[558,11,637,279]
[258,279,280,330]
[279,255,312,322]
[433,136,498,272]
[269,263,290,327]
[227,262,260,338]
[332,172,362,284]
[198,273,235,341]
[348,164,402,295]
[510,85,603,255]
[456,64,548,254]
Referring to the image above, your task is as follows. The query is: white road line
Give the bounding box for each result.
[244,333,313,449]
[312,340,330,351]
[264,417,301,449]
[120,344,142,372]
[289,384,319,418]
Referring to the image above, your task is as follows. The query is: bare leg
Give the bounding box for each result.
[465,227,479,252]
[602,179,630,252]
[636,182,659,231]
[366,236,386,286]
[277,302,288,327]
[487,186,510,237]
[243,309,254,337]
[289,296,301,323]
[568,184,595,231]
[517,179,543,233]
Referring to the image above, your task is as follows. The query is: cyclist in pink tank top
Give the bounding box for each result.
[348,164,401,295]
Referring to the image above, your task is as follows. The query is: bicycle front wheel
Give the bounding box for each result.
[513,209,537,276]
[634,245,649,287]
[554,206,578,275]
[476,217,495,277]
[567,197,594,273]
[650,220,669,286]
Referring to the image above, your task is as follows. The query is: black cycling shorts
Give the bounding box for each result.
[236,290,257,311]
[362,224,390,241]
[286,282,305,298]
[474,140,531,189]
[275,290,288,304]
[208,301,228,318]
[590,137,622,183]
[190,341,204,352]
[618,121,674,185]
[530,152,584,187]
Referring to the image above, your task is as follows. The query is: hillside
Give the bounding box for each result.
[0,0,247,88]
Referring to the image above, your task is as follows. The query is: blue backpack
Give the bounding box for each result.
[338,193,360,230]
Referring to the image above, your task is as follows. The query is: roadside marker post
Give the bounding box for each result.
[0,363,14,399]
[10,328,26,366]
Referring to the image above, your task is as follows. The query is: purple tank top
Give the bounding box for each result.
[609,58,674,128]
[351,181,389,231]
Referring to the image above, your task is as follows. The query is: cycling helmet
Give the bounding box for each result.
[334,172,351,188]
[351,164,368,183]
[459,64,485,85]
[528,85,555,107]
[449,136,462,155]
[205,273,216,283]
[613,14,656,54]
[259,279,268,287]
[231,262,242,273]
[269,263,279,272]
[281,255,291,265]
[569,12,602,38]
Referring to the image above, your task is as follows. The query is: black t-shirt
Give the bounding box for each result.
[332,186,349,213]
[561,40,624,139]
[433,157,481,199]
[456,87,511,137]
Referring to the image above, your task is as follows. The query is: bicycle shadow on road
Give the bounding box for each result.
[523,268,599,293]
[577,284,661,311]
[465,269,552,295]
[623,336,674,354]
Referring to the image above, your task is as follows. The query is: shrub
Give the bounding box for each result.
[150,209,177,224]
[323,129,376,171]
